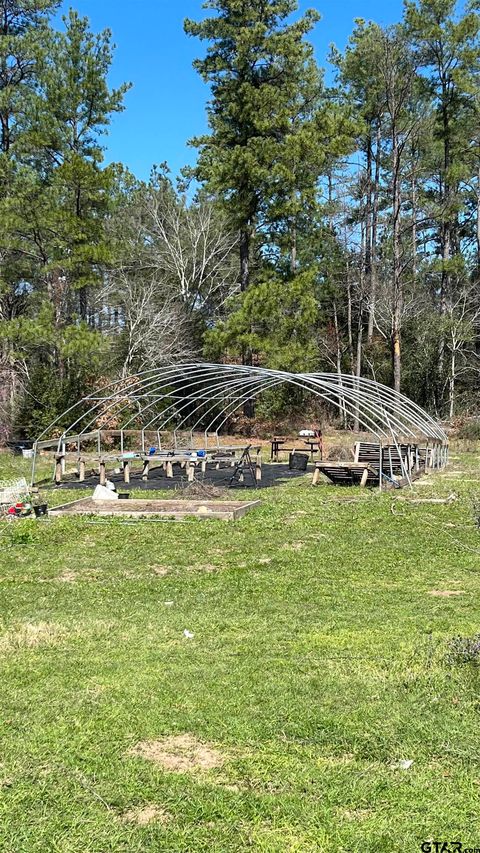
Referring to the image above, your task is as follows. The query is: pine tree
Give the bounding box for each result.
[0,1,59,441]
[184,0,321,294]
[405,0,480,400]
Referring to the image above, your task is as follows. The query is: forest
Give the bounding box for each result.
[0,0,479,442]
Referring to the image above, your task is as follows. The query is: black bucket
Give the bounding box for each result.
[118,492,130,500]
[289,452,309,471]
[33,504,48,517]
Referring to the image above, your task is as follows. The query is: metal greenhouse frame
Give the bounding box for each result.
[31,362,448,484]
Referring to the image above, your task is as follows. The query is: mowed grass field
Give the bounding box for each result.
[1,450,480,851]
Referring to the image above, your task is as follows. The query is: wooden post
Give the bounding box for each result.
[255,450,262,482]
[378,442,383,492]
[142,460,149,481]
[312,464,321,486]
[166,460,173,478]
[123,460,130,484]
[55,454,63,485]
[201,458,207,474]
[61,443,66,475]
[360,466,369,488]
[99,459,106,486]
[187,461,195,482]
[78,458,85,482]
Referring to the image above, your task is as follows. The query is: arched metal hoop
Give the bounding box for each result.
[32,362,448,482]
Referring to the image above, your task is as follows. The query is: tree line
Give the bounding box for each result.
[0,0,479,441]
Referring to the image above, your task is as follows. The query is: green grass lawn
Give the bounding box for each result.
[1,450,480,851]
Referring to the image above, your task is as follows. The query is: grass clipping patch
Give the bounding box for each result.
[127,734,225,773]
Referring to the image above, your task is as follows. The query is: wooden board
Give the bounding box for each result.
[48,497,261,521]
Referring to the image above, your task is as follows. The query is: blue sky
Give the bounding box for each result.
[57,0,404,181]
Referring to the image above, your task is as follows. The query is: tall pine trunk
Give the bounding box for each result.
[333,300,347,428]
[391,110,402,395]
[239,227,254,416]
[367,122,381,344]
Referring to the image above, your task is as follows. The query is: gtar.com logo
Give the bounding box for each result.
[421,843,480,853]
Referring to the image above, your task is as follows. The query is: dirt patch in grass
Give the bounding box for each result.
[0,621,70,653]
[58,570,77,583]
[127,734,225,773]
[286,542,305,551]
[428,589,465,597]
[120,804,170,826]
[150,565,170,577]
[341,808,373,822]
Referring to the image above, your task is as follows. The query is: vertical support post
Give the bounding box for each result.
[142,460,149,481]
[31,442,38,487]
[378,442,383,492]
[79,459,85,482]
[99,458,106,486]
[141,430,145,455]
[187,460,195,482]
[255,450,262,482]
[123,460,130,484]
[166,460,173,479]
[55,454,63,485]
[61,442,66,475]
[120,430,124,455]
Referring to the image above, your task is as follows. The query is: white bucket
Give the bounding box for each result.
[22,449,34,459]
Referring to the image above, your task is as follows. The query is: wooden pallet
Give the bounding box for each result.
[312,462,379,487]
[355,441,424,478]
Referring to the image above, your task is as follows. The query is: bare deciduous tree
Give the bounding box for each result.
[98,175,240,374]
[144,184,239,316]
